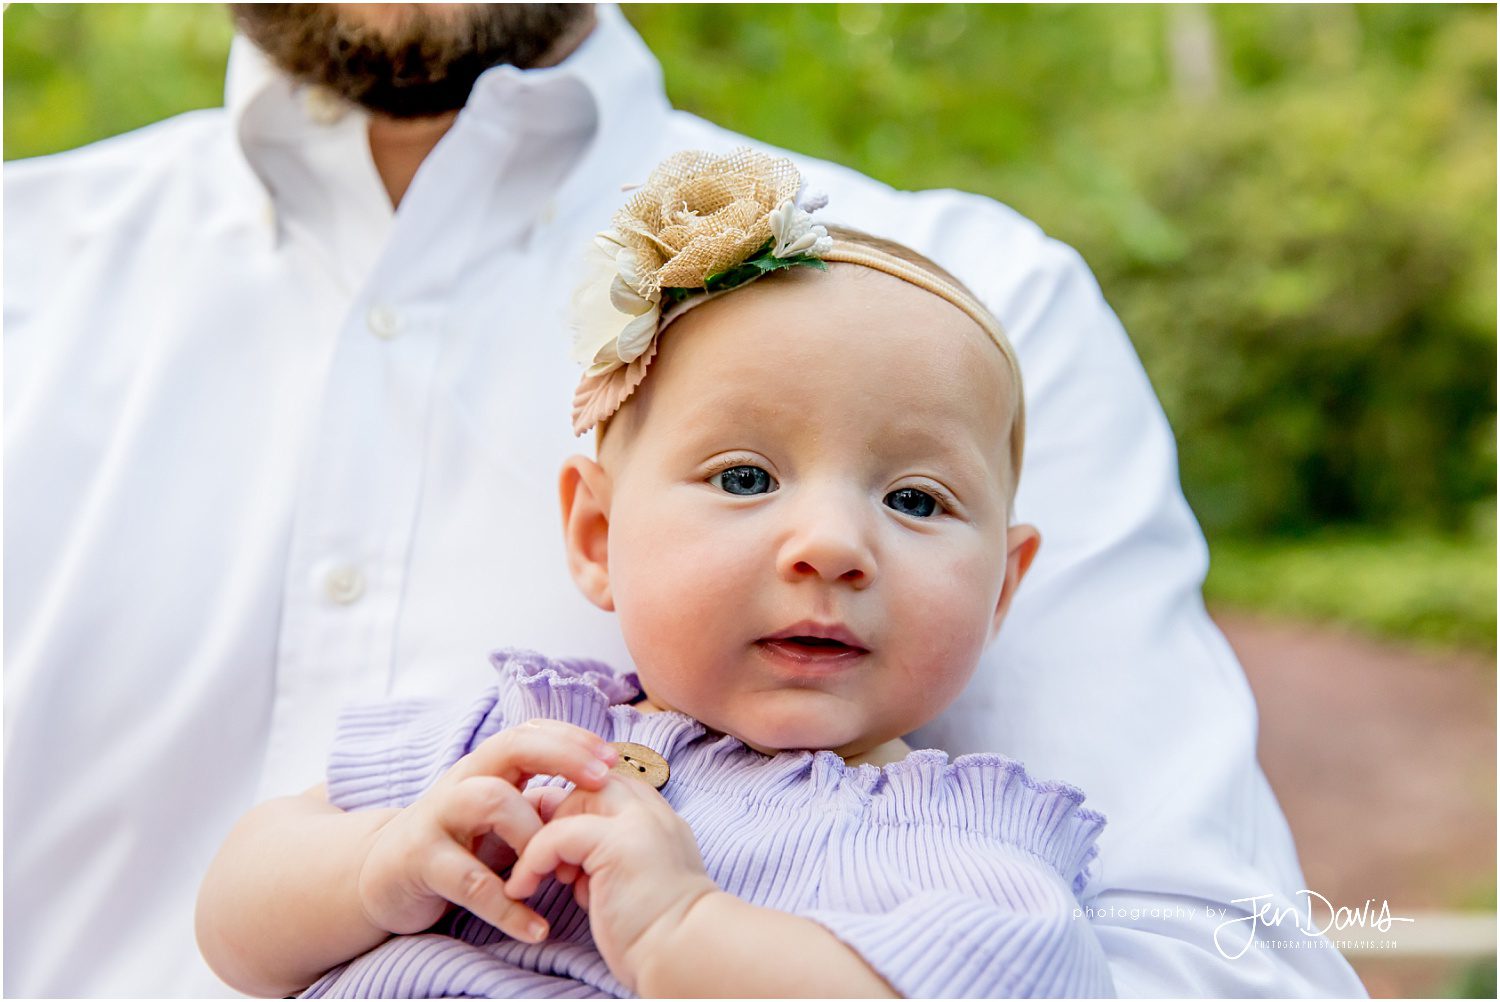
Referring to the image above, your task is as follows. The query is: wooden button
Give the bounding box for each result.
[608,741,669,789]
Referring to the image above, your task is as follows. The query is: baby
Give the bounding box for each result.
[196,150,1114,999]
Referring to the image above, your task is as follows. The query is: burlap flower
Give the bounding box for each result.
[568,148,822,435]
[615,148,802,294]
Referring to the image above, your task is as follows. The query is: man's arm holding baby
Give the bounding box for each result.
[505,774,898,998]
[195,720,620,997]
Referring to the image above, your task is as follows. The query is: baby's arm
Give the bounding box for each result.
[195,786,400,997]
[195,720,619,997]
[638,893,899,998]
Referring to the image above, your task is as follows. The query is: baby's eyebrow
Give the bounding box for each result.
[873,424,1016,494]
[873,420,995,462]
[665,394,785,438]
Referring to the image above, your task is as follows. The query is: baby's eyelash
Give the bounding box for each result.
[702,454,767,478]
[699,459,961,512]
[909,481,960,513]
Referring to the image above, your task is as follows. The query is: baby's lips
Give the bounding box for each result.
[758,619,870,651]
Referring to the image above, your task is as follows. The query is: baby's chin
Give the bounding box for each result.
[718,713,886,761]
[639,685,906,760]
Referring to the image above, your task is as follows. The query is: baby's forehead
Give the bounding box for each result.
[683,264,1014,388]
[629,266,1018,474]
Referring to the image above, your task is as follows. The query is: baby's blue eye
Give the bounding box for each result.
[710,465,777,496]
[885,487,940,518]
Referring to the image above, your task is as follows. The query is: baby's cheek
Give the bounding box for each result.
[900,550,1003,680]
[611,515,752,659]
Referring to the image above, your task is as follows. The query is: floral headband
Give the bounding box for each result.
[568,148,1021,439]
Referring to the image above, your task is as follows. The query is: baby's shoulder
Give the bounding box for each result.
[661,746,1106,896]
[860,749,1106,893]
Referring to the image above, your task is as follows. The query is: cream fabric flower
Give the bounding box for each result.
[569,237,660,377]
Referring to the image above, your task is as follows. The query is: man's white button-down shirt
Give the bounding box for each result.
[4,6,1365,997]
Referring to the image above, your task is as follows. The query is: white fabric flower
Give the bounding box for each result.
[795,186,829,213]
[770,197,831,258]
[774,222,830,258]
[774,198,810,256]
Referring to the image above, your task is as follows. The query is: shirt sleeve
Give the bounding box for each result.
[324,689,508,811]
[804,887,1115,999]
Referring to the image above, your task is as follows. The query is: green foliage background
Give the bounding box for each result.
[5,4,1495,649]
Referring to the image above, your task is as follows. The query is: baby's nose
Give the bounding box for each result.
[776,506,876,588]
[789,556,867,585]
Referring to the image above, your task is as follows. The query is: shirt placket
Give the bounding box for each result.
[257,118,526,798]
[256,292,445,796]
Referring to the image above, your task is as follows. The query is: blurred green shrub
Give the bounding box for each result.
[1445,954,1498,1000]
[3,4,232,160]
[1205,531,1496,652]
[1029,17,1497,538]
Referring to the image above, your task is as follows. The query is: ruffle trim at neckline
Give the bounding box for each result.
[490,648,1106,893]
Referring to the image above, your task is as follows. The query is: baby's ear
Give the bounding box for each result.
[990,524,1041,638]
[559,455,614,611]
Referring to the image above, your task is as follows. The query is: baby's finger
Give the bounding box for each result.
[555,861,581,885]
[521,784,572,823]
[424,843,549,944]
[504,814,613,901]
[438,775,543,853]
[472,833,518,875]
[456,720,618,792]
[573,871,591,911]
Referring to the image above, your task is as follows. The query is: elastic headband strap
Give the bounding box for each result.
[817,243,1018,383]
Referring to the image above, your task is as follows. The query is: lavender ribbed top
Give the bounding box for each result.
[303,650,1114,999]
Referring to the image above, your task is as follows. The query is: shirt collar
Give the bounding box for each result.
[224,4,670,216]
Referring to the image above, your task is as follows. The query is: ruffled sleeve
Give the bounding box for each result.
[805,888,1114,998]
[325,649,634,811]
[800,750,1115,998]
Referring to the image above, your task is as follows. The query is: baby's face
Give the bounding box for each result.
[566,264,1036,761]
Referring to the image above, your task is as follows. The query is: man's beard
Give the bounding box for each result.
[229,3,592,119]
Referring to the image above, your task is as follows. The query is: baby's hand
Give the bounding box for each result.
[357,719,618,942]
[504,772,719,992]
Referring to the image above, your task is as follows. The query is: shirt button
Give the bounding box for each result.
[324,566,366,605]
[608,741,669,789]
[366,305,402,340]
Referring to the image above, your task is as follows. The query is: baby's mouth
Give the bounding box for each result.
[755,623,870,665]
